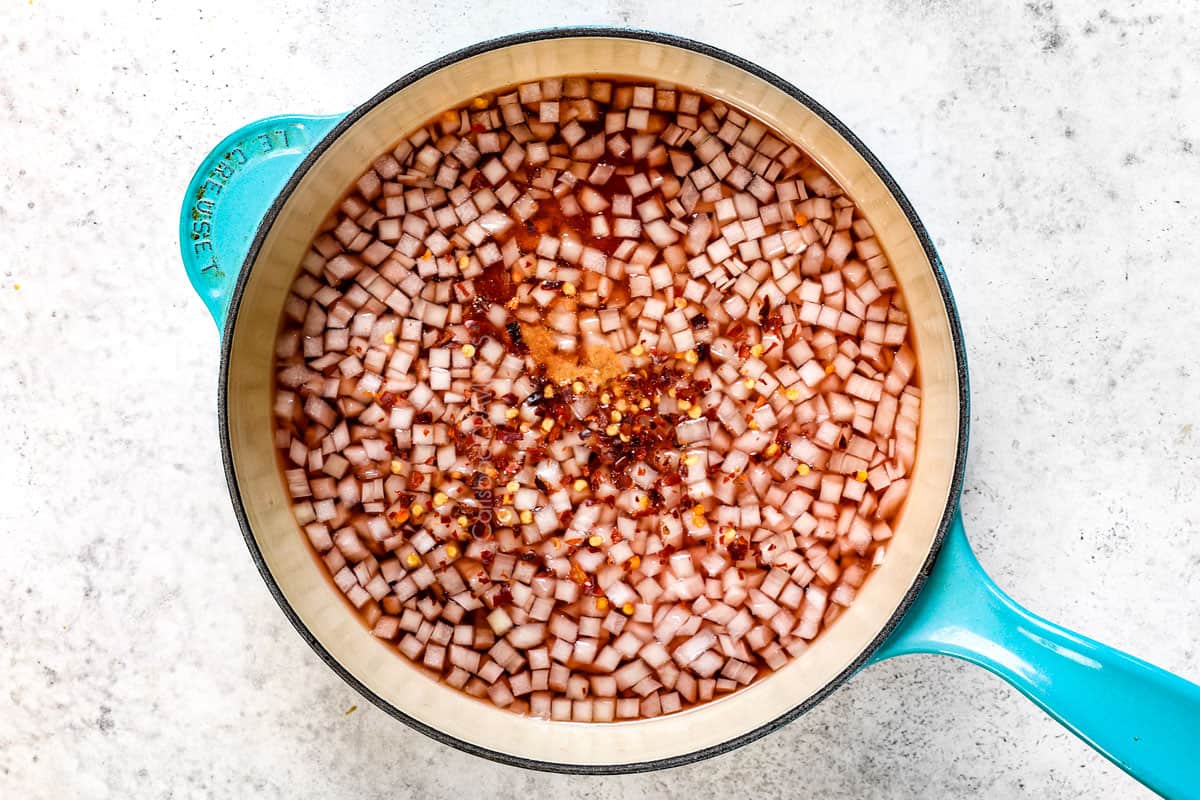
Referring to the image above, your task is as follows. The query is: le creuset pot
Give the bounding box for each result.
[178,28,1200,795]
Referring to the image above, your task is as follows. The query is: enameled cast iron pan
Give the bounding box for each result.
[178,28,1200,795]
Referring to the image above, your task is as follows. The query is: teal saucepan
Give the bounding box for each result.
[177,28,1200,794]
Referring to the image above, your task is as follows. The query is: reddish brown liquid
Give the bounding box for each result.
[273,75,918,720]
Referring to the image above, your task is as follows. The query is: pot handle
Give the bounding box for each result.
[869,510,1200,797]
[179,113,344,330]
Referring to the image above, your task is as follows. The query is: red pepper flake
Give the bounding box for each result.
[728,537,749,562]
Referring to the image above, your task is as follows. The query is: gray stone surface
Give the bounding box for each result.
[1,1,1197,797]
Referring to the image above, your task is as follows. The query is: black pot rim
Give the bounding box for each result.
[217,25,971,775]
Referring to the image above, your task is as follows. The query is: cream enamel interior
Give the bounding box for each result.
[224,35,960,766]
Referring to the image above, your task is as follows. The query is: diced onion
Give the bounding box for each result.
[272,75,922,723]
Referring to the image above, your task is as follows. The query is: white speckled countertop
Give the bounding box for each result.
[2,1,1198,797]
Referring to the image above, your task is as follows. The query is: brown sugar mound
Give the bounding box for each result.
[520,322,625,387]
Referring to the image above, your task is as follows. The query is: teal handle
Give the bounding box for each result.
[179,113,345,329]
[872,511,1200,798]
